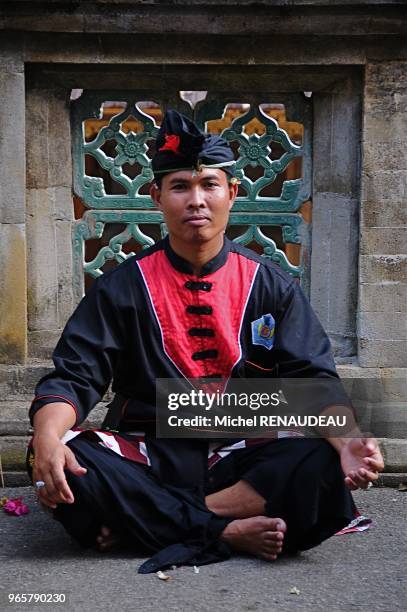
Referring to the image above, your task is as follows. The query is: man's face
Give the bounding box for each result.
[150,168,237,247]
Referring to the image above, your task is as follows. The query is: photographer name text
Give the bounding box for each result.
[166,414,347,428]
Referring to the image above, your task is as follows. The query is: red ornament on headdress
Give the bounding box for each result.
[159,134,181,153]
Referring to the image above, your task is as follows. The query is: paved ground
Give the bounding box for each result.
[0,487,405,612]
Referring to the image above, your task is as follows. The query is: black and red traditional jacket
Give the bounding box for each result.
[27,235,363,573]
[29,235,350,432]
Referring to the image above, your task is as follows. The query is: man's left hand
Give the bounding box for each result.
[340,437,384,490]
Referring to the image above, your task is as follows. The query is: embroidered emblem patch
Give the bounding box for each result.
[251,314,275,350]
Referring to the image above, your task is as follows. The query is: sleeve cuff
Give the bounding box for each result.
[29,395,80,427]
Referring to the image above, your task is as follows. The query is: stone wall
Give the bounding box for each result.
[0,1,406,482]
[26,86,74,358]
[360,61,407,367]
[0,40,27,364]
[311,77,362,359]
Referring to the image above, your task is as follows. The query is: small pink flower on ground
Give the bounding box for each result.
[14,504,29,516]
[3,500,18,513]
[3,496,30,516]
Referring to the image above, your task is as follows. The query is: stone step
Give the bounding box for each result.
[1,471,405,489]
[377,473,407,488]
[2,400,405,439]
[354,402,407,438]
[0,363,53,400]
[0,401,108,436]
[378,438,407,474]
[0,362,115,401]
[1,471,31,487]
[0,435,406,472]
[0,401,32,436]
[1,362,405,399]
[0,406,109,470]
[0,436,32,471]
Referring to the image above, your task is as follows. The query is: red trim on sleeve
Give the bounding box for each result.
[31,395,80,423]
[245,360,275,372]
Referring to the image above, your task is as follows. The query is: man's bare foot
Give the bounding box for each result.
[221,516,286,561]
[96,525,119,551]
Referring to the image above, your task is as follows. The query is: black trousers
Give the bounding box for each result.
[27,436,355,572]
[206,437,356,552]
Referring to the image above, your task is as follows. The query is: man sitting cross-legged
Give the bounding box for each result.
[28,110,384,573]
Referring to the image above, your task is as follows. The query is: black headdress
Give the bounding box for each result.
[151,110,235,182]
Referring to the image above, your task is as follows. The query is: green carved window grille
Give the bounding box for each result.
[71,91,311,301]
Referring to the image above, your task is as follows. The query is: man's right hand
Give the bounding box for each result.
[32,433,87,509]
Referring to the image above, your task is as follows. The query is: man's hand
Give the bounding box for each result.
[32,433,87,509]
[340,437,384,490]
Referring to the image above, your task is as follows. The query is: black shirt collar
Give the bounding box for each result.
[163,235,230,277]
